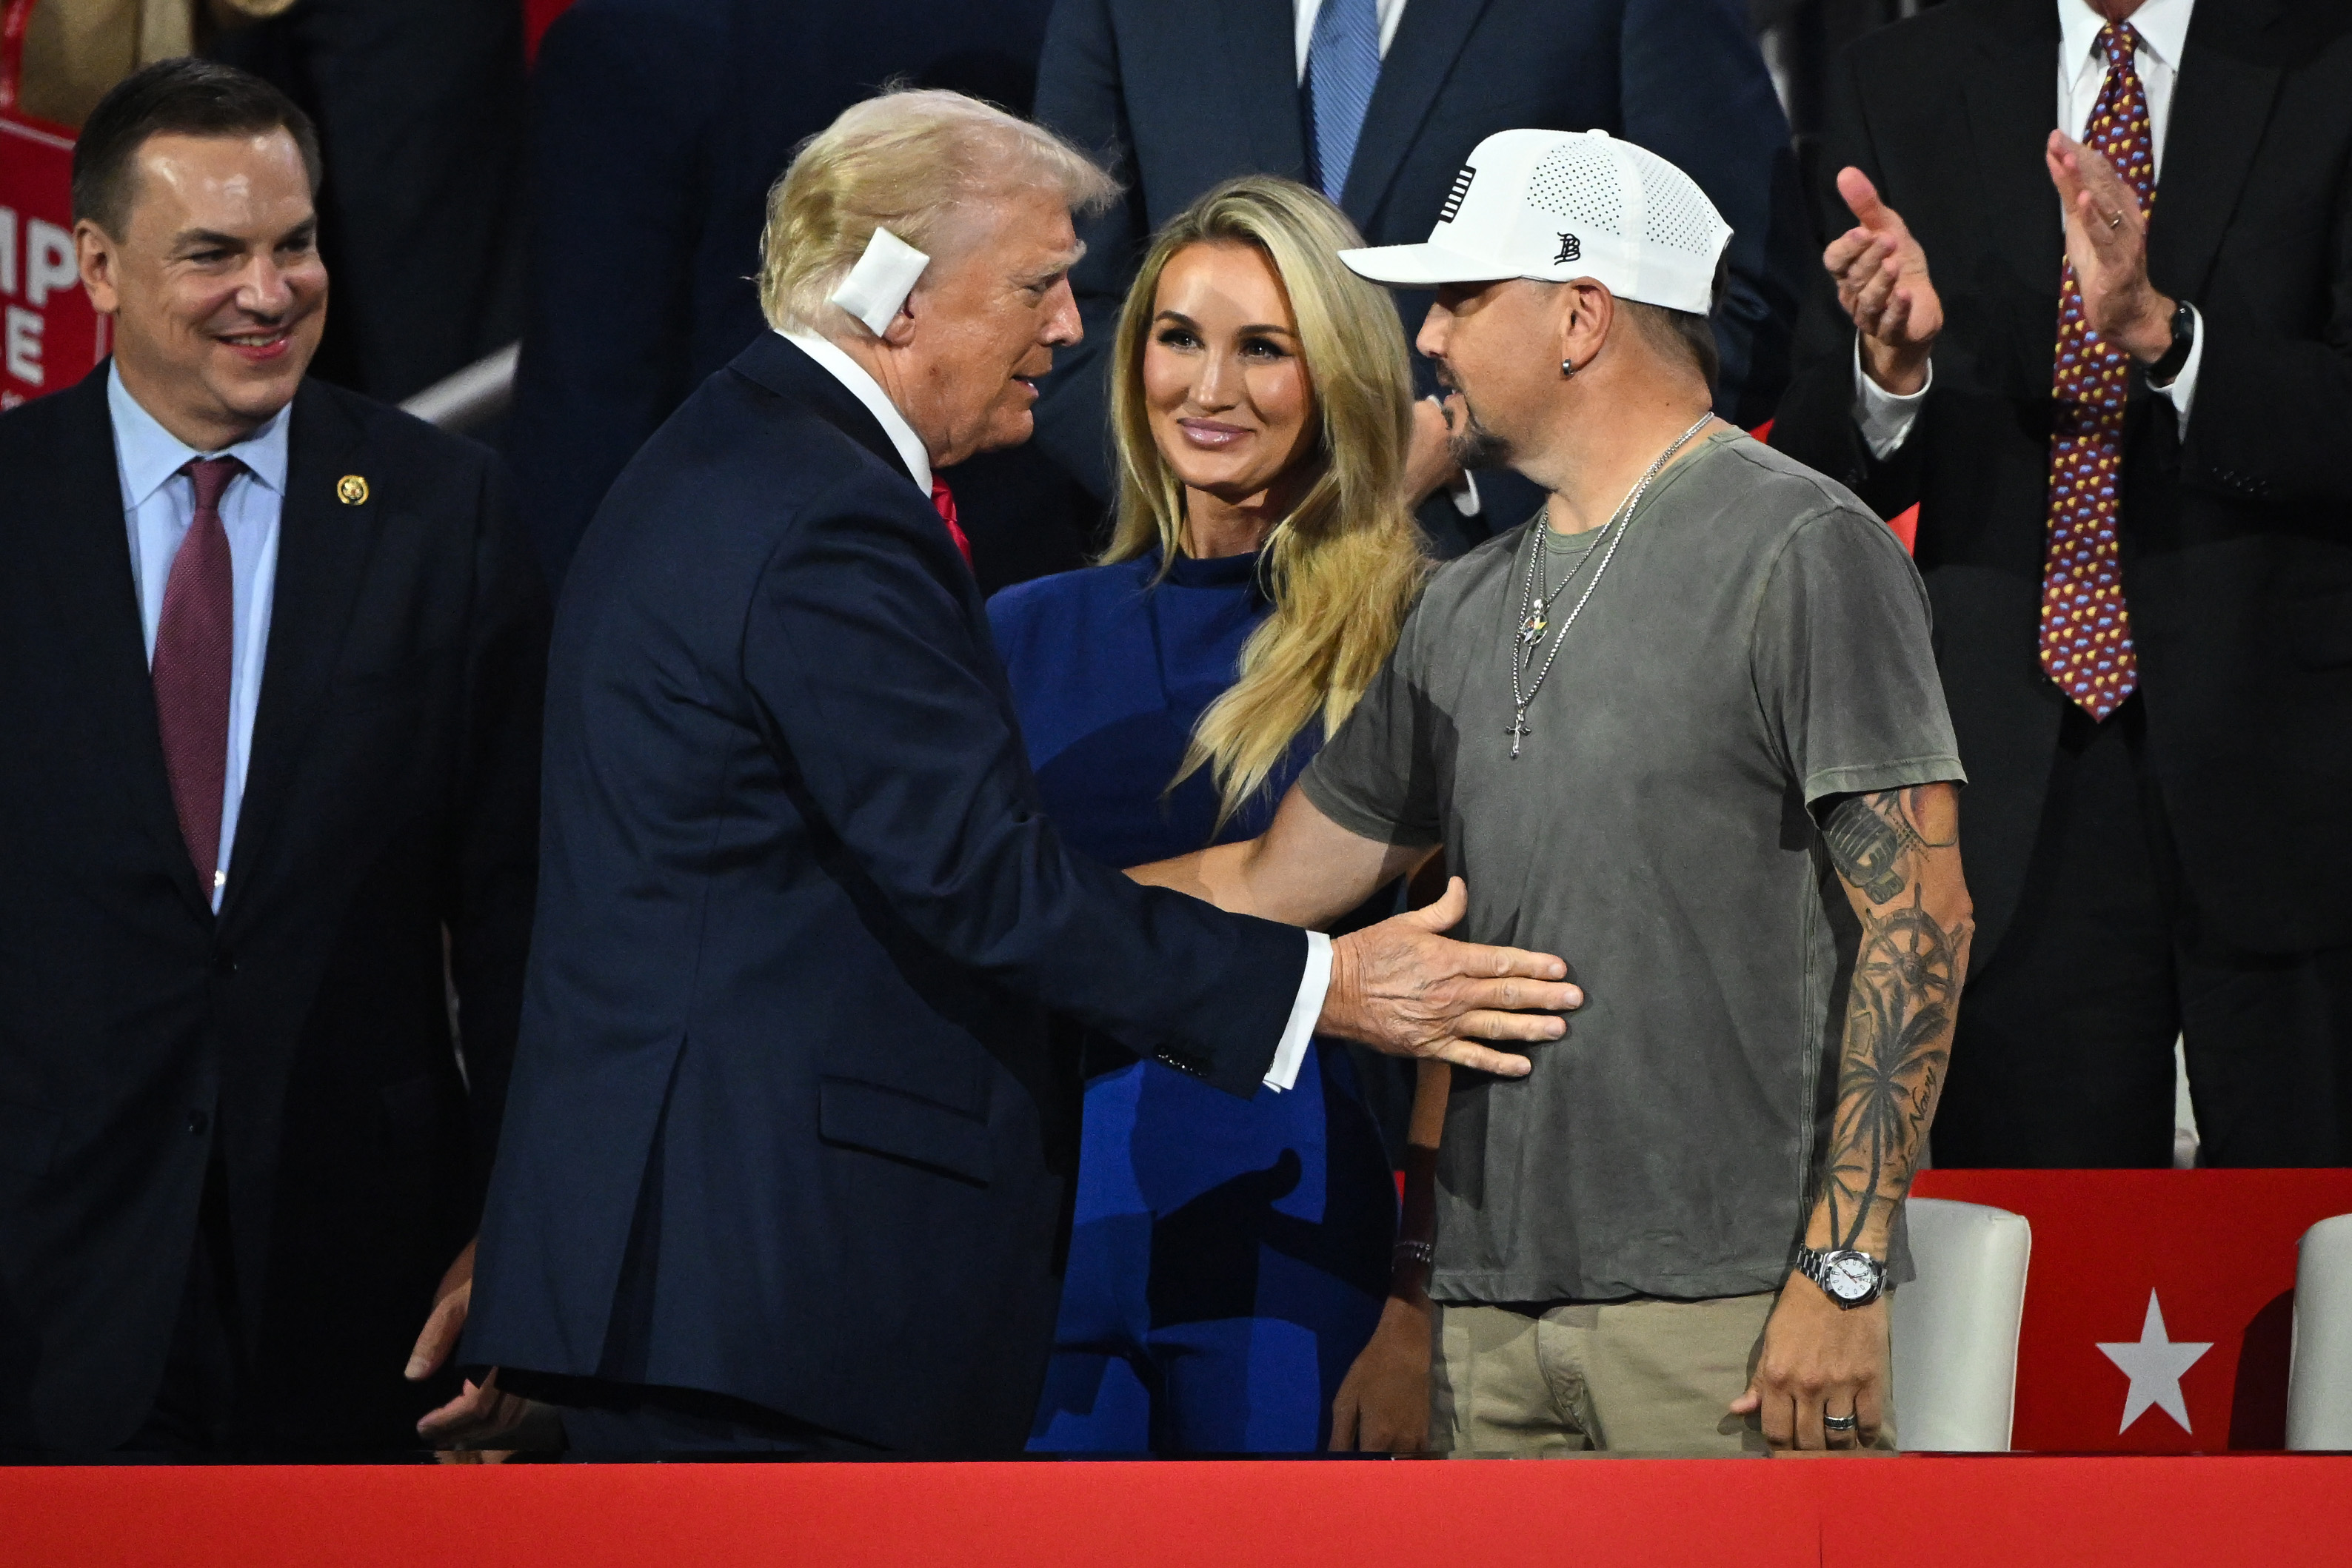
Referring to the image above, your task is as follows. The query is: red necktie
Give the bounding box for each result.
[151,456,241,892]
[2039,22,2154,721]
[930,477,974,572]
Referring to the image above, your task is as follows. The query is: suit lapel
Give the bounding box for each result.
[1954,1,2066,398]
[219,381,373,929]
[2146,0,2282,304]
[1340,0,1491,229]
[1961,1,2065,303]
[37,369,213,919]
[1214,0,1308,180]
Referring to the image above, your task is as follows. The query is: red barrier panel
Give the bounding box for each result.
[4,1455,2348,1568]
[1911,1168,2352,1452]
[0,0,110,409]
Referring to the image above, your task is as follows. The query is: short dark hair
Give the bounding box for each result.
[70,58,323,237]
[1617,247,1731,390]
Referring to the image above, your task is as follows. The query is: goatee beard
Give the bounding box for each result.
[1446,400,1512,471]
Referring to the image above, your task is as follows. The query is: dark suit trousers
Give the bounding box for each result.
[1933,696,2352,1169]
[118,1161,246,1453]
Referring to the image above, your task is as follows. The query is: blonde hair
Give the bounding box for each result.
[758,87,1118,337]
[1103,175,1428,828]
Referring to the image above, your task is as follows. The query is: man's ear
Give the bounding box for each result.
[878,298,918,348]
[75,221,122,316]
[1557,280,1613,374]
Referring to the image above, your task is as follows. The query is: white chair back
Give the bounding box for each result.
[1889,1196,2032,1451]
[2286,1212,2352,1450]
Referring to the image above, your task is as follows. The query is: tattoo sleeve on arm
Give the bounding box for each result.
[1815,786,1973,1256]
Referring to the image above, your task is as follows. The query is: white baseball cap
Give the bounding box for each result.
[1339,128,1732,315]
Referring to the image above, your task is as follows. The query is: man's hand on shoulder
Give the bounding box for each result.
[1317,878,1580,1077]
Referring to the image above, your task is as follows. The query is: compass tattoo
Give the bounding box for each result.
[1813,786,1974,1257]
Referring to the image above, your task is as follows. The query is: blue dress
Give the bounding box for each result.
[989,549,1394,1453]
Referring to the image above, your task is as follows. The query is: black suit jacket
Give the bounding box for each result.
[1769,0,2352,962]
[0,369,547,1450]
[1030,0,1809,546]
[505,0,1100,589]
[466,334,1308,1455]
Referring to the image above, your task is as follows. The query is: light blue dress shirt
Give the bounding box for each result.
[107,363,288,911]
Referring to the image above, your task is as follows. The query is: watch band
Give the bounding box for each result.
[2148,297,2195,386]
[1795,1244,1887,1309]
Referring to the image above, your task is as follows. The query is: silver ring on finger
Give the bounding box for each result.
[1822,1410,1860,1433]
[2105,210,2124,230]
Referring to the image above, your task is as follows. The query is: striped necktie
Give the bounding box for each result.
[1306,0,1381,203]
[2039,22,2154,721]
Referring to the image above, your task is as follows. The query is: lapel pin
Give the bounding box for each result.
[337,475,370,506]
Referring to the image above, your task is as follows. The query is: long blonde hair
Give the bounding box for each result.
[1103,175,1428,828]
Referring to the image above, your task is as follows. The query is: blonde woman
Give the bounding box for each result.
[988,175,1438,1452]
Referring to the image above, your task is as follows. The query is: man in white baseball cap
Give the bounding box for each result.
[1130,129,1974,1455]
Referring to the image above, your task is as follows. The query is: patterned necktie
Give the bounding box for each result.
[1306,0,1381,202]
[930,476,974,572]
[2040,22,2154,721]
[151,456,242,893]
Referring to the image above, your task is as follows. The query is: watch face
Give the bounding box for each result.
[1826,1253,1877,1301]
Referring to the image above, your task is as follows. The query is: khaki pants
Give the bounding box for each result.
[1430,1293,1899,1456]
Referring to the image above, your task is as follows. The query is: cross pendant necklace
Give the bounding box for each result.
[1505,706,1532,757]
[1504,411,1713,757]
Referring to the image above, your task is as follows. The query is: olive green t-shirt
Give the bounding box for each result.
[1300,430,1964,1303]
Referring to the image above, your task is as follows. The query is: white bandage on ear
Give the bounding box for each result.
[829,227,931,336]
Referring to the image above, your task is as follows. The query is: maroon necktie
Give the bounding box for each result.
[931,477,974,572]
[151,457,241,893]
[2039,22,2153,720]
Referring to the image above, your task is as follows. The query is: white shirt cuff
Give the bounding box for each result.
[1264,931,1331,1092]
[1852,335,1930,460]
[2151,302,2203,431]
[1448,469,1481,517]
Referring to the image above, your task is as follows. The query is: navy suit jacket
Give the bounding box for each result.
[467,334,1309,1453]
[1029,0,1808,544]
[505,0,1102,589]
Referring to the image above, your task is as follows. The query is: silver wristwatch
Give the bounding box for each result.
[1795,1245,1886,1309]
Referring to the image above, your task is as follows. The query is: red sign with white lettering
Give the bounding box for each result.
[1,0,110,409]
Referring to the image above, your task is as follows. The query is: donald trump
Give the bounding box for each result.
[461,89,1579,1456]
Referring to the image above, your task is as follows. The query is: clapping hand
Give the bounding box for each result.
[2045,130,2174,363]
[1823,167,1943,396]
[1317,877,1580,1076]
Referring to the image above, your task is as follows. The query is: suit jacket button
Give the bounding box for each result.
[187,1110,210,1136]
[213,951,236,976]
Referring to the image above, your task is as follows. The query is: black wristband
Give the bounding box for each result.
[2148,297,2195,386]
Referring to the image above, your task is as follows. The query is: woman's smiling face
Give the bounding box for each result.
[1141,240,1318,509]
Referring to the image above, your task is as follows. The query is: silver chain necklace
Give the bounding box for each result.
[1506,412,1712,757]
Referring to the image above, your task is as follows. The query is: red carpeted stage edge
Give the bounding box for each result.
[7,1454,2350,1568]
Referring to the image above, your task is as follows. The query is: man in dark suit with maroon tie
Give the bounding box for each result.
[0,59,547,1452]
[1768,0,2352,1167]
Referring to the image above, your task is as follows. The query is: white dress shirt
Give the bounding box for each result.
[108,363,289,911]
[1855,0,2205,458]
[778,329,1328,1091]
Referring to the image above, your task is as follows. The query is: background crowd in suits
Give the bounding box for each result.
[7,0,2350,1456]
